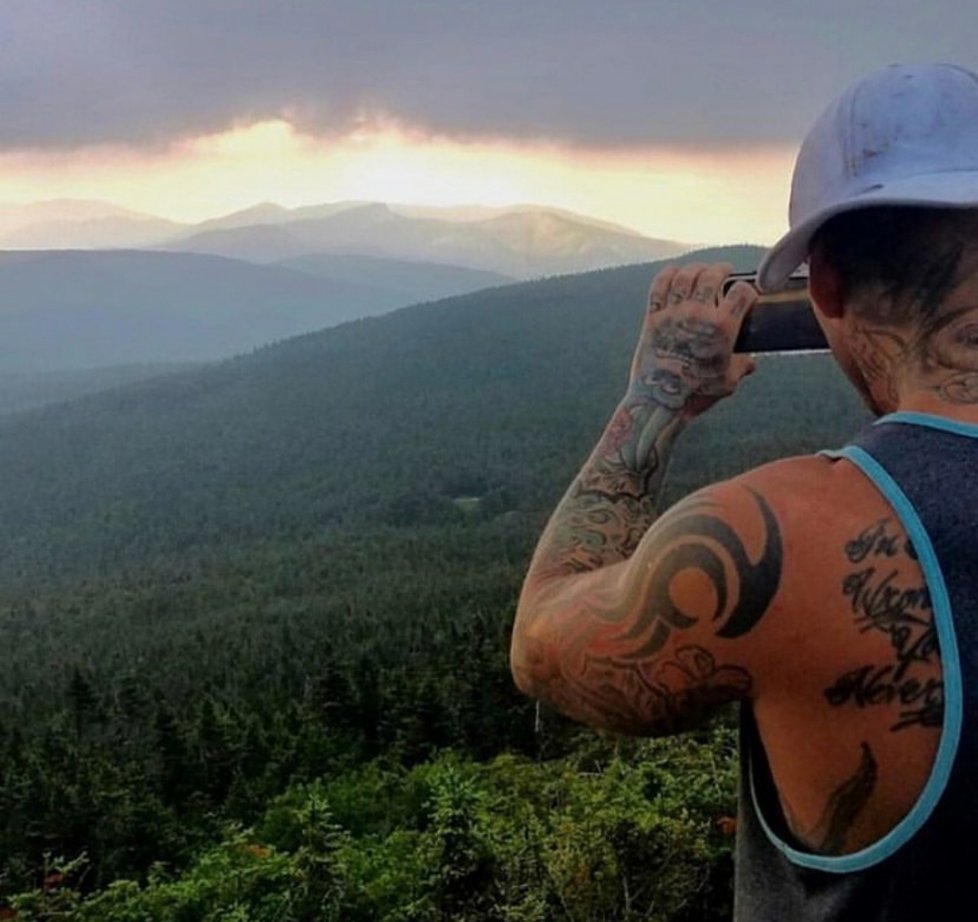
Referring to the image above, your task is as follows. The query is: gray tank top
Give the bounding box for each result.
[735,412,978,921]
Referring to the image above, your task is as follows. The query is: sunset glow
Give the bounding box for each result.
[0,118,795,245]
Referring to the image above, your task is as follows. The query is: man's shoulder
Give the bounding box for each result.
[678,452,903,613]
[736,451,856,496]
[719,451,889,532]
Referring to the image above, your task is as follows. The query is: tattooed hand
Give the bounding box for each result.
[630,262,758,419]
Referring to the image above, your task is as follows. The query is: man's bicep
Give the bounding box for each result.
[626,482,783,659]
[526,481,785,736]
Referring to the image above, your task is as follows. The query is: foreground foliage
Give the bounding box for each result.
[8,735,738,922]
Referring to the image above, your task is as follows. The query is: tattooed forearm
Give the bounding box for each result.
[532,302,749,581]
[784,742,878,855]
[825,518,943,731]
[534,396,683,578]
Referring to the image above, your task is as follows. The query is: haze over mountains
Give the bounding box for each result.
[0,199,689,276]
[157,201,690,276]
[0,198,692,385]
[0,249,512,373]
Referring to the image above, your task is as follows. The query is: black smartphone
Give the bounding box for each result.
[723,272,828,353]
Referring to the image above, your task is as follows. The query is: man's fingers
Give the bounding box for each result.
[668,263,707,304]
[717,279,759,347]
[647,266,679,314]
[692,262,733,305]
[648,261,739,313]
[719,279,758,322]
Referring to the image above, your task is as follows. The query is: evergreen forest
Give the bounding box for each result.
[0,248,871,920]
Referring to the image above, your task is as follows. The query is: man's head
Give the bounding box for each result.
[758,63,978,414]
[808,206,978,413]
[810,207,978,327]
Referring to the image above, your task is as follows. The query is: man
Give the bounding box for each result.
[510,63,978,920]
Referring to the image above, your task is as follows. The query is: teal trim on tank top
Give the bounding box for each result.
[749,443,964,873]
[875,411,978,439]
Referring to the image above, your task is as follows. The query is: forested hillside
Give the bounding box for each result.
[0,364,195,416]
[0,244,864,589]
[0,249,871,920]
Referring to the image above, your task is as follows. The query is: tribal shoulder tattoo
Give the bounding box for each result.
[519,484,783,735]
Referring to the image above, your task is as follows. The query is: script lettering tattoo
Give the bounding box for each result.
[785,743,878,855]
[844,518,900,563]
[825,519,943,731]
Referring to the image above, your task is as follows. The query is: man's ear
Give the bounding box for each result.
[808,247,846,320]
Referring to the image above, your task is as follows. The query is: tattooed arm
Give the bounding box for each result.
[511,262,781,735]
[527,262,756,579]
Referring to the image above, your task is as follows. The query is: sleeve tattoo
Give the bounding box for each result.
[516,375,783,734]
[524,490,781,734]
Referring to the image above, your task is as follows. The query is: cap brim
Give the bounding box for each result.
[756,171,978,292]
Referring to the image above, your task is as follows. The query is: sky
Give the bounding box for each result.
[1,0,976,245]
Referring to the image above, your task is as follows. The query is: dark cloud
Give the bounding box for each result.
[1,0,976,151]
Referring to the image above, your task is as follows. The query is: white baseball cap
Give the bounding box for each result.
[757,63,978,292]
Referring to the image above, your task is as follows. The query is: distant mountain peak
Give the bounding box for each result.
[346,202,395,219]
[226,202,290,220]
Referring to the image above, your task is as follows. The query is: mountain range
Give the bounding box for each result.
[0,198,689,278]
[0,198,694,378]
[0,249,513,372]
[156,201,690,277]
